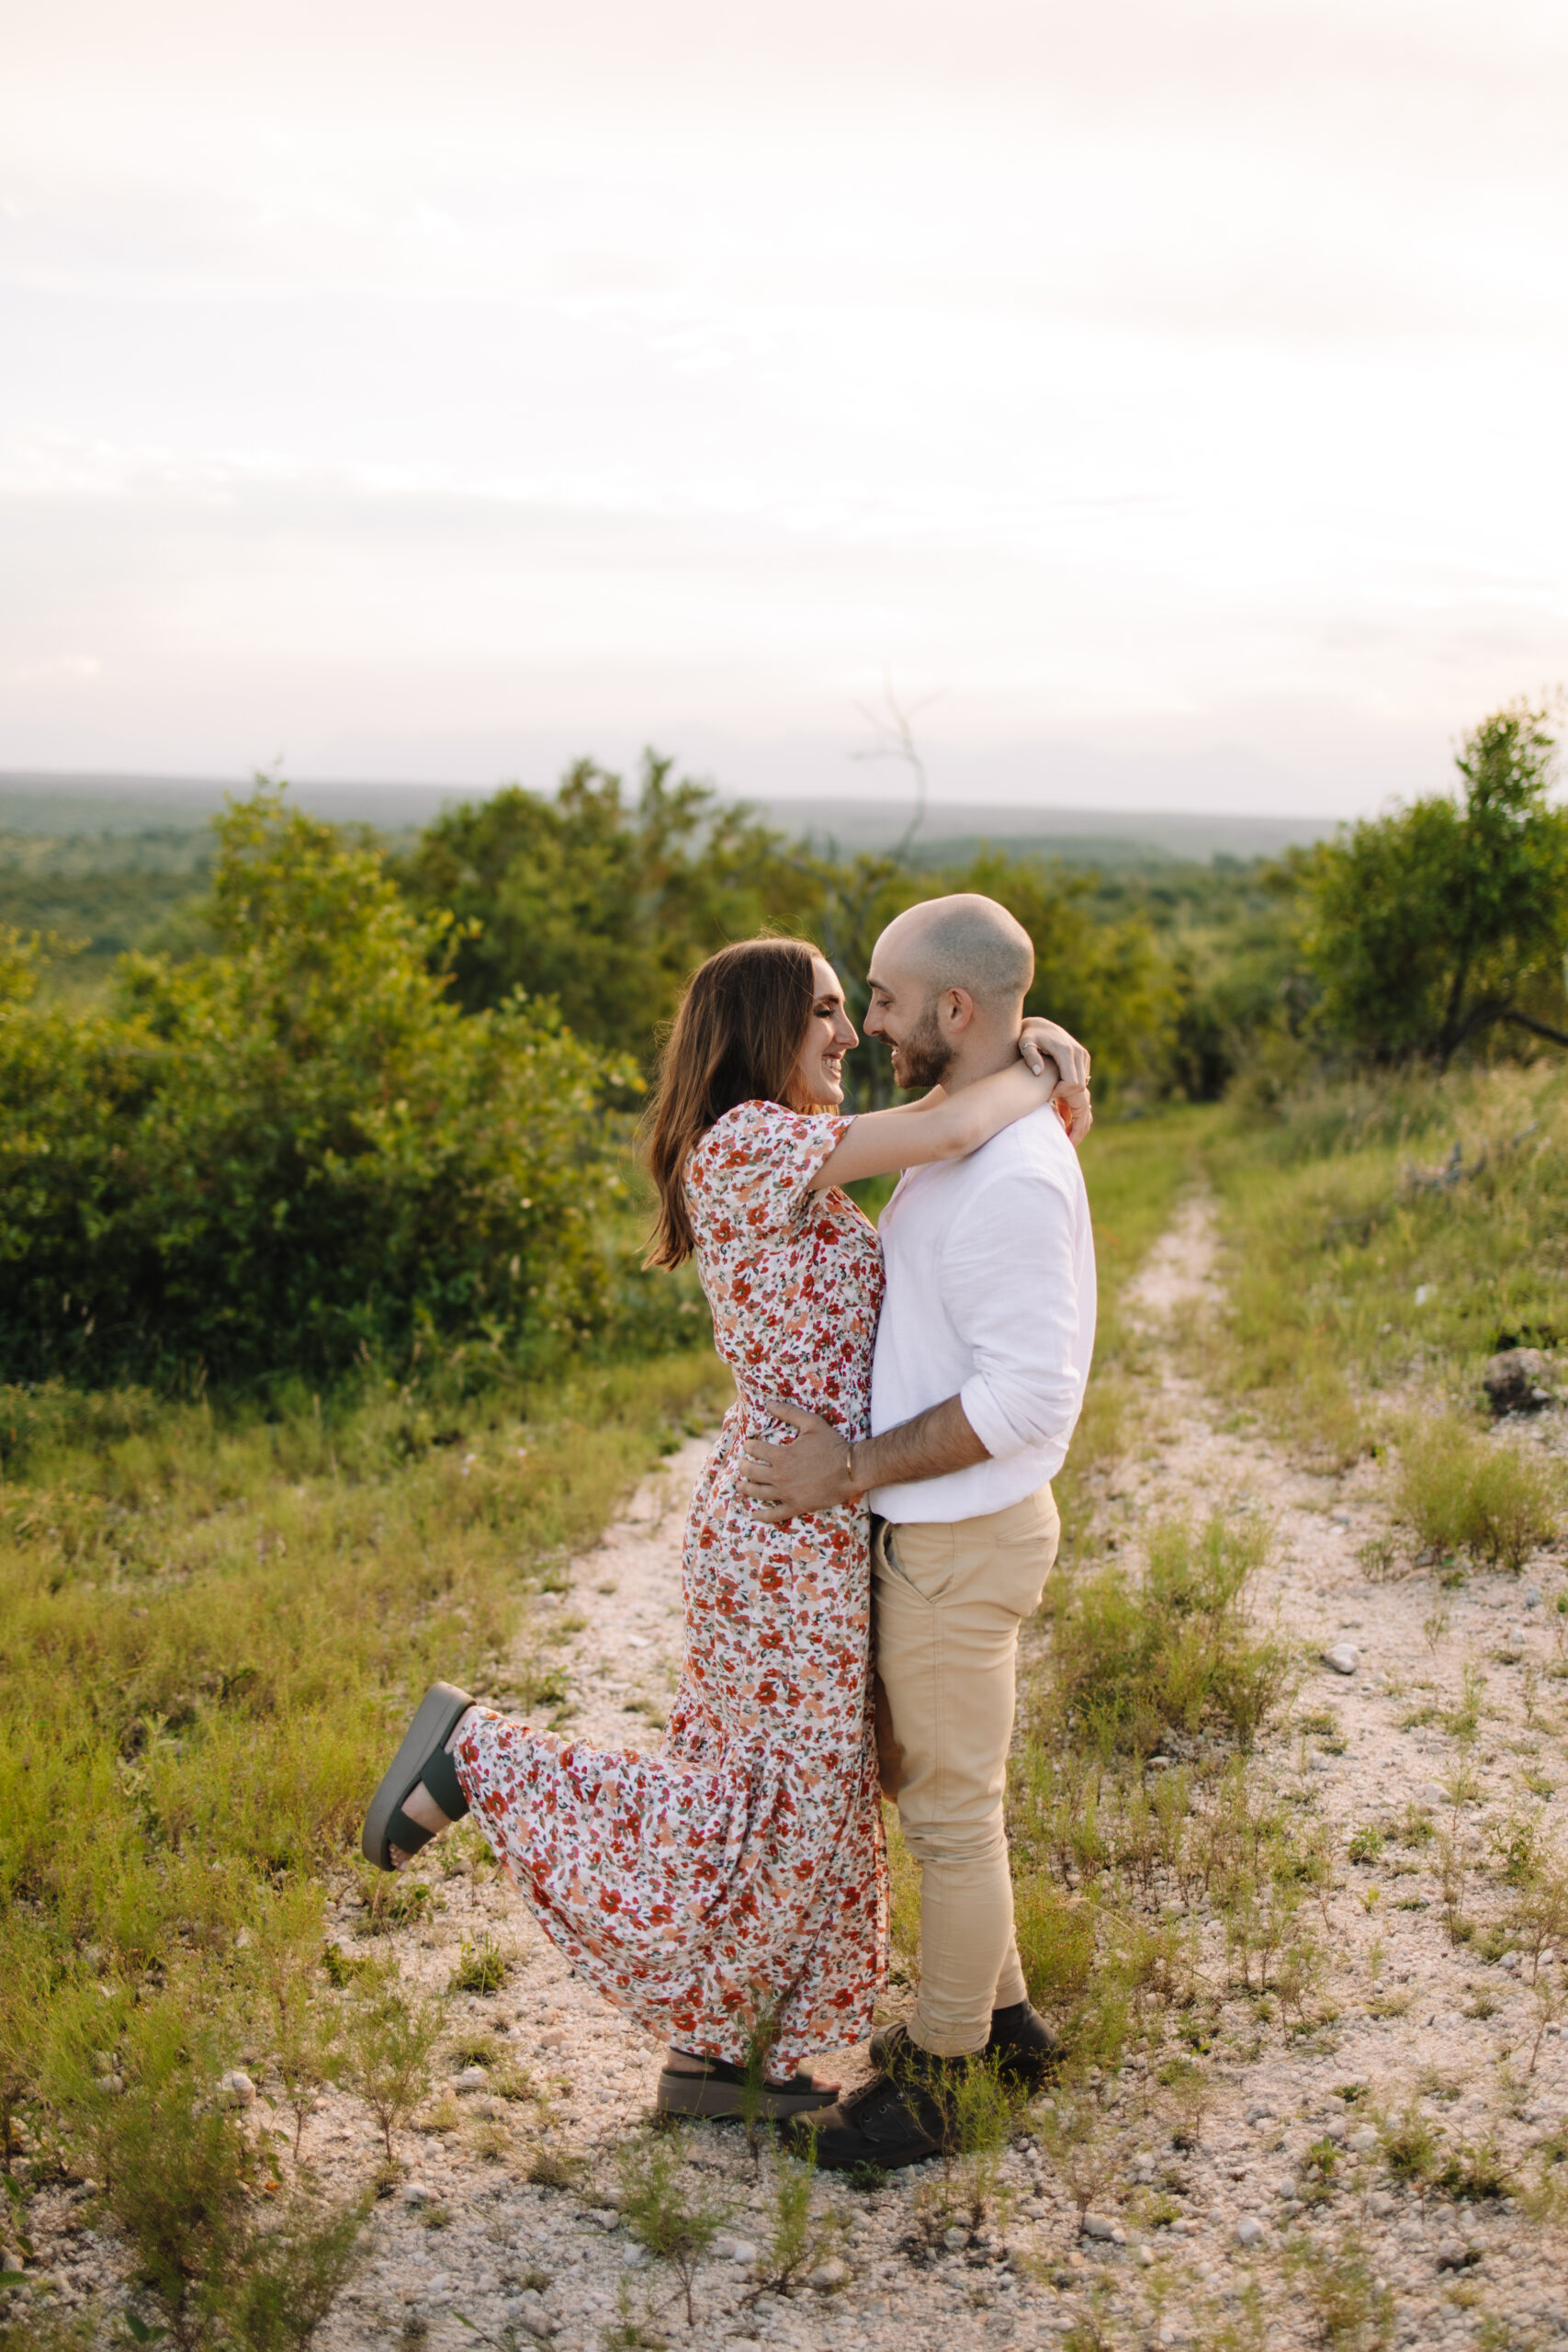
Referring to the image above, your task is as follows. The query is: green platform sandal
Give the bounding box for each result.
[362,1682,475,1872]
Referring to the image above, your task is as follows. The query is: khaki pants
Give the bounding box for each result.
[872,1486,1061,2057]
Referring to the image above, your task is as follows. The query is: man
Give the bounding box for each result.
[737,892,1096,2169]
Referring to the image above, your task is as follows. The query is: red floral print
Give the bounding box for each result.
[453,1100,888,2068]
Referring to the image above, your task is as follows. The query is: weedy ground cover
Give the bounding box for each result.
[1007,1498,1303,2068]
[1032,1509,1292,1761]
[0,1347,730,2344]
[1393,1414,1562,1570]
[615,2124,728,2325]
[1202,1062,1568,1468]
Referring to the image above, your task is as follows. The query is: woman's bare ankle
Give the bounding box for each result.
[400,1781,452,1837]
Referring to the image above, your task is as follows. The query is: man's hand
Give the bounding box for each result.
[736,1400,856,1522]
[736,1393,989,1521]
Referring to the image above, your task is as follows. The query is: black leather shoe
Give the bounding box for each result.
[987,1999,1063,2086]
[788,2056,962,2171]
[869,2001,1061,2089]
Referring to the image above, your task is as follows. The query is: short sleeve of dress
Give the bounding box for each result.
[684,1100,852,1242]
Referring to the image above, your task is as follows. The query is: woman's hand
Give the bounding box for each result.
[1020,1017,1093,1147]
[1019,1016,1089,1088]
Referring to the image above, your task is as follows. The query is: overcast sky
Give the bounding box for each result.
[4,0,1567,815]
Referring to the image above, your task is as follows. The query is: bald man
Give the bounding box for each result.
[738,893,1097,2170]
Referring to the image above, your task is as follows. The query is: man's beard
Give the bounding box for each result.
[893,1004,954,1091]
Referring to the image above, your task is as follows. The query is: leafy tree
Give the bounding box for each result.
[0,788,631,1386]
[395,752,816,1057]
[1301,703,1568,1067]
[1164,877,1314,1103]
[397,761,1174,1101]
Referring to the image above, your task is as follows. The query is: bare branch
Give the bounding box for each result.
[1502,1010,1568,1050]
[851,672,944,864]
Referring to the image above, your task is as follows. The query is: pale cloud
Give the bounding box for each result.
[2,0,1566,813]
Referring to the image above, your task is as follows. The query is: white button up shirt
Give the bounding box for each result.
[866,1102,1097,1524]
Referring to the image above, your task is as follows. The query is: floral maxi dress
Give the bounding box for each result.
[452,1101,888,2067]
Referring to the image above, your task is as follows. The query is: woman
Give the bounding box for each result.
[362,935,1080,2119]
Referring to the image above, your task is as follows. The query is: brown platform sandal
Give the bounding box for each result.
[656,2054,838,2120]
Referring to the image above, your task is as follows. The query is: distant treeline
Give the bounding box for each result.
[2,758,1293,1102]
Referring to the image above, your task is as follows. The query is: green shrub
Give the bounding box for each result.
[1282,2227,1393,2350]
[942,2056,1029,2227]
[344,1961,444,2163]
[448,1934,510,1996]
[0,1919,51,2173]
[209,2186,367,2351]
[242,1887,344,2161]
[615,2125,728,2326]
[1435,2135,1514,2202]
[1032,1509,1291,1759]
[41,1973,365,2350]
[0,788,639,1388]
[1012,1883,1096,2016]
[1396,1415,1561,1570]
[1296,702,1568,1070]
[47,1984,246,2332]
[751,2143,840,2297]
[393,754,816,1061]
[1381,2103,1438,2183]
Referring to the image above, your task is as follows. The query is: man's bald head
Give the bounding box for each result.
[874,894,1034,1010]
[864,894,1036,1090]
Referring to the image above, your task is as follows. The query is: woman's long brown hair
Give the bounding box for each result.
[643,936,820,1267]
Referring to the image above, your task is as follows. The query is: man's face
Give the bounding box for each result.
[864,951,953,1091]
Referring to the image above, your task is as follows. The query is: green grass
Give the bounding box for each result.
[0,1346,731,2341]
[0,1352,729,1964]
[1080,1106,1213,1300]
[1393,1412,1562,1569]
[1202,1062,1568,1461]
[1032,1508,1292,1761]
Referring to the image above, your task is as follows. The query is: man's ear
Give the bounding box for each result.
[942,987,976,1033]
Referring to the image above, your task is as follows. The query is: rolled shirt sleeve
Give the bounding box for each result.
[944,1169,1088,1464]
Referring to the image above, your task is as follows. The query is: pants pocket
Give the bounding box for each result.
[878,1520,958,1603]
[992,1505,1062,1621]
